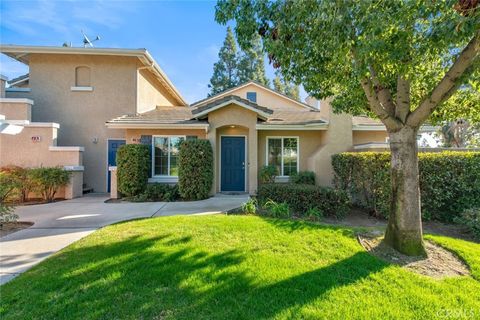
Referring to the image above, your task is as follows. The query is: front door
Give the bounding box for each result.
[221,136,246,192]
[107,139,126,192]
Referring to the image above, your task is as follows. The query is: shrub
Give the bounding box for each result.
[241,198,257,215]
[259,165,278,184]
[291,171,316,185]
[117,144,150,197]
[332,151,480,221]
[454,208,480,240]
[0,172,17,223]
[0,166,35,202]
[306,207,324,221]
[132,183,179,202]
[178,139,213,200]
[257,184,350,219]
[263,200,291,218]
[28,167,71,202]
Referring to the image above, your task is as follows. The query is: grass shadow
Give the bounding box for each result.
[1,219,388,319]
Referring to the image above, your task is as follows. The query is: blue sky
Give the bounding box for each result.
[0,0,283,103]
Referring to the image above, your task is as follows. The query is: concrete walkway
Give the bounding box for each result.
[0,193,248,285]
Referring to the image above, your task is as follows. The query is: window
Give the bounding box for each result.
[75,66,91,87]
[267,137,298,176]
[246,91,257,103]
[153,136,185,176]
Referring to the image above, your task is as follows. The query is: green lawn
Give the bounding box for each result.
[1,215,479,319]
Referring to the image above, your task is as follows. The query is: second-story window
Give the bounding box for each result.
[75,66,91,87]
[246,91,257,103]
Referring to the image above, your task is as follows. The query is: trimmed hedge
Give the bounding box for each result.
[332,151,480,221]
[117,144,150,197]
[178,139,213,200]
[257,183,350,219]
[291,171,316,185]
[454,208,480,240]
[132,183,179,202]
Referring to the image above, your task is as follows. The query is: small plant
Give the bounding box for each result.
[263,199,290,218]
[306,207,324,221]
[28,167,71,203]
[454,208,480,240]
[241,198,257,214]
[259,165,278,184]
[291,171,316,185]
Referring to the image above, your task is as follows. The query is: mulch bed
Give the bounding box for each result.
[358,232,470,279]
[0,221,34,238]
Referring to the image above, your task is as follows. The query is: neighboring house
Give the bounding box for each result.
[1,45,185,193]
[0,74,84,199]
[1,45,434,196]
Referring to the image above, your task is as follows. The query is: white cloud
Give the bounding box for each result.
[1,0,130,41]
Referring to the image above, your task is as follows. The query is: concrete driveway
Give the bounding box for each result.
[0,193,248,285]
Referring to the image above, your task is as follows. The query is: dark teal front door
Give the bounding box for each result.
[221,136,245,192]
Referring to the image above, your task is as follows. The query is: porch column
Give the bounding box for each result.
[207,127,217,195]
[248,128,258,195]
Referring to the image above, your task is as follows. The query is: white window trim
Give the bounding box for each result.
[265,136,300,177]
[246,91,257,103]
[71,86,93,92]
[152,135,186,179]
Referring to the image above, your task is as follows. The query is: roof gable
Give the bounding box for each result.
[191,95,273,120]
[192,81,315,112]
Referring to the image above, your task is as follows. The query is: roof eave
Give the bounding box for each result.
[256,123,329,130]
[105,122,209,130]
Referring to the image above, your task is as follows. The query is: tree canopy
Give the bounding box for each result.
[216,0,479,125]
[215,0,480,256]
[209,26,269,95]
[209,26,239,96]
[238,33,270,86]
[273,69,300,100]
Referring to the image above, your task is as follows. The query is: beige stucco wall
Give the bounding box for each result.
[353,131,389,145]
[209,83,306,111]
[0,100,32,121]
[0,125,83,167]
[5,54,139,192]
[207,104,258,194]
[136,68,179,113]
[257,130,327,176]
[0,122,84,199]
[311,99,354,186]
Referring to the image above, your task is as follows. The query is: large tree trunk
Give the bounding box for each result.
[384,126,426,256]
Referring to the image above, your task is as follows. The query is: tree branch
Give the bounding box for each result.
[396,75,410,124]
[407,29,480,127]
[369,66,396,117]
[361,77,403,130]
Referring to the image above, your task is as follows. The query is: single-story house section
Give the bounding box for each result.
[1,45,435,196]
[107,81,429,195]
